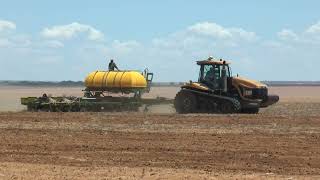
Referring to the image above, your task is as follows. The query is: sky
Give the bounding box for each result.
[0,0,320,82]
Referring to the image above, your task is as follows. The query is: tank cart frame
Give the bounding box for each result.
[21,95,173,112]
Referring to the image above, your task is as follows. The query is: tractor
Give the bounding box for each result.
[174,57,279,113]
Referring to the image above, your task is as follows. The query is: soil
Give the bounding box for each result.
[0,86,319,179]
[0,110,319,178]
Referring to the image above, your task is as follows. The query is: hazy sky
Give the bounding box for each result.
[0,0,319,81]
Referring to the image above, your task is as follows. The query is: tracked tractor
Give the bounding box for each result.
[174,57,279,114]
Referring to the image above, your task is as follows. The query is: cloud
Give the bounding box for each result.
[0,19,16,47]
[188,22,232,39]
[112,40,141,52]
[187,22,258,42]
[306,21,320,34]
[41,22,104,41]
[0,39,13,47]
[0,20,16,32]
[44,40,64,48]
[150,22,259,60]
[277,29,299,41]
[97,40,142,59]
[228,28,258,42]
[277,21,320,44]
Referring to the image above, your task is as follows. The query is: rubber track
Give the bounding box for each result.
[181,88,241,112]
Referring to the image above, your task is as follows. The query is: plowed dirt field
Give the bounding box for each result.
[0,86,319,179]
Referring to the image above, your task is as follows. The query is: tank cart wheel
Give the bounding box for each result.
[80,107,88,112]
[62,106,72,112]
[70,105,80,112]
[42,107,50,112]
[49,105,57,112]
[27,104,35,112]
[241,108,259,114]
[174,91,197,113]
[138,104,149,112]
[128,105,139,112]
[56,105,67,112]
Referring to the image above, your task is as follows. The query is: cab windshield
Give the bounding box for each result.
[200,64,231,82]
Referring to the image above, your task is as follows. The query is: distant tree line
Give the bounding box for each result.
[0,81,84,87]
[0,81,320,87]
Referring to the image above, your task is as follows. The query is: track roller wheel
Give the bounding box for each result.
[174,90,197,113]
[219,100,240,114]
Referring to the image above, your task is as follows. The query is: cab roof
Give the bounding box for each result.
[196,58,231,65]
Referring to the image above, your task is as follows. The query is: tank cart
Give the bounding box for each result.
[21,69,173,112]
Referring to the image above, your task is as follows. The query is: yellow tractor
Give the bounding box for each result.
[174,57,279,113]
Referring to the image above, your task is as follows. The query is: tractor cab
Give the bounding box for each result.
[197,58,231,92]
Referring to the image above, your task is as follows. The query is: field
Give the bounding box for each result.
[0,85,320,179]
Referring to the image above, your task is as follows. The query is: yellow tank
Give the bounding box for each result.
[84,71,147,93]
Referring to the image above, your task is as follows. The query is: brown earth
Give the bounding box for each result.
[0,105,320,179]
[0,86,320,179]
[1,85,320,111]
